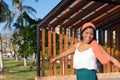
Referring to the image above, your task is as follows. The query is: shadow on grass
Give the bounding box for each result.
[2,68,36,74]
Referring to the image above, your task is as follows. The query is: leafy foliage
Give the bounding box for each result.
[12,12,42,58]
[0,0,10,22]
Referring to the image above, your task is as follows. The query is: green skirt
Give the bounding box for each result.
[76,68,98,80]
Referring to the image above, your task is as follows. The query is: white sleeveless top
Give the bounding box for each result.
[73,44,97,70]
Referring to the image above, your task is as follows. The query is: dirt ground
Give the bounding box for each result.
[0,75,6,79]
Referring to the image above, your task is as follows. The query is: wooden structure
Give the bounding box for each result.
[36,0,120,78]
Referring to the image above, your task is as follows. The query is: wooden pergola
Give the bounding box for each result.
[36,0,120,77]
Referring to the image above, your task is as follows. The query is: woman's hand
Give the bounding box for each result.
[49,58,56,64]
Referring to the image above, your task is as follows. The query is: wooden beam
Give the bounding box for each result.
[74,4,115,29]
[38,0,75,28]
[49,0,88,27]
[61,2,104,29]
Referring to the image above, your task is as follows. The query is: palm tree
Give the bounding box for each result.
[0,0,12,72]
[12,0,37,26]
[0,0,38,30]
[0,0,13,30]
[0,0,10,22]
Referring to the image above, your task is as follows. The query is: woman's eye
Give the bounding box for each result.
[91,33,94,35]
[85,32,89,34]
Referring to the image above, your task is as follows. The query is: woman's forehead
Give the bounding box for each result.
[83,28,94,32]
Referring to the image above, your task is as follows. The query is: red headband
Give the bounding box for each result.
[81,22,96,31]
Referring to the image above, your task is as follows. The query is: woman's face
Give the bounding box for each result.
[82,28,94,43]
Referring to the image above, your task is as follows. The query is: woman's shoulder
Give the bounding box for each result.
[72,42,80,48]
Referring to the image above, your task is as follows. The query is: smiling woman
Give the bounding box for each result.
[50,22,120,80]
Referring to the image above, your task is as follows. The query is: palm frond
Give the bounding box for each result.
[12,0,21,6]
[3,12,15,30]
[22,5,37,13]
[0,0,10,22]
[22,5,37,19]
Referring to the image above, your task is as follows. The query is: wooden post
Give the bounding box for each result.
[52,28,57,75]
[70,28,74,74]
[63,28,68,75]
[101,30,107,73]
[59,28,64,75]
[111,28,114,72]
[36,25,40,77]
[48,28,53,76]
[42,28,45,76]
[107,28,112,72]
[74,28,78,43]
[98,29,104,73]
[115,25,120,72]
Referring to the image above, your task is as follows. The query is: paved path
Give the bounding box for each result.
[36,72,120,80]
[98,72,120,80]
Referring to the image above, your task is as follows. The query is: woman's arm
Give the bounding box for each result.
[99,45,120,68]
[49,43,77,63]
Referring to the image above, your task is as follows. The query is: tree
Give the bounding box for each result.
[11,32,21,61]
[0,0,14,30]
[12,12,41,66]
[10,0,37,62]
[0,0,10,22]
[0,0,12,72]
[0,0,38,30]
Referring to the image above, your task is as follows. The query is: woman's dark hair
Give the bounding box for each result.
[80,26,96,40]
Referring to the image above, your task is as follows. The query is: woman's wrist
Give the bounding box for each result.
[54,57,58,61]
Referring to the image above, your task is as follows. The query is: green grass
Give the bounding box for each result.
[0,60,36,80]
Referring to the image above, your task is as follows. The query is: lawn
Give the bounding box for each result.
[0,60,36,80]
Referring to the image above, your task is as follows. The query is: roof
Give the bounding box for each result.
[38,0,120,29]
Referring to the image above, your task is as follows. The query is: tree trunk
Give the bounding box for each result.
[29,54,36,70]
[15,52,19,62]
[12,44,19,62]
[0,34,4,71]
[0,51,3,71]
[24,56,27,66]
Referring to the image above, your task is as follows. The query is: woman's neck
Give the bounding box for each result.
[80,40,90,45]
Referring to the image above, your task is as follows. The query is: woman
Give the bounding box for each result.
[50,22,120,80]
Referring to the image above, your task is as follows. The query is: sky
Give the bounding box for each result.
[22,0,61,19]
[0,0,61,33]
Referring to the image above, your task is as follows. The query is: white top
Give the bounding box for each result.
[73,44,97,70]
